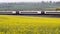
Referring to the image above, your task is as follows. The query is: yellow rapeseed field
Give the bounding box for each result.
[0,15,60,34]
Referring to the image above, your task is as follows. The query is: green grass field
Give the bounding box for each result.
[0,15,60,34]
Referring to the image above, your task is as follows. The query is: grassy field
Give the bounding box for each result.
[0,15,60,34]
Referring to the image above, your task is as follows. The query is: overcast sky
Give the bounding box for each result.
[0,0,60,3]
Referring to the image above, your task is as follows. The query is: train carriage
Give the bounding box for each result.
[44,11,60,14]
[0,11,16,15]
[19,11,41,15]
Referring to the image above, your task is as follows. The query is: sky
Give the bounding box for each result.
[0,0,60,3]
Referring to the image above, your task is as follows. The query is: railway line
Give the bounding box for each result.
[0,11,60,15]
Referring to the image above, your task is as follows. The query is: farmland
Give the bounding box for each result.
[0,15,60,34]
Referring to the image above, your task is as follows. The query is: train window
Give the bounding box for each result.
[21,12,37,14]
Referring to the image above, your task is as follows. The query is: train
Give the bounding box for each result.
[0,11,60,15]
